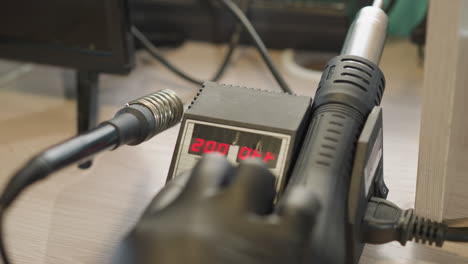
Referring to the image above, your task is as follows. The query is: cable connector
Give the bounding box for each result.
[362,197,448,247]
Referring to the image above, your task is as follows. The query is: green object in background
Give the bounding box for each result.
[386,0,428,37]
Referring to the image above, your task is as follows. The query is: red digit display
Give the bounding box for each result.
[236,147,276,166]
[190,138,230,156]
[188,124,281,169]
[204,140,217,153]
[189,137,278,168]
[263,152,275,163]
[238,147,252,160]
[252,149,262,159]
[190,138,204,152]
[218,143,229,155]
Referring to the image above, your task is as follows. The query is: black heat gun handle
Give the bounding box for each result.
[277,2,388,262]
[279,55,386,264]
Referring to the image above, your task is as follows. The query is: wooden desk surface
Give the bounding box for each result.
[1,39,467,264]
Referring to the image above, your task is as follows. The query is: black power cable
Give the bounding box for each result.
[132,0,248,87]
[0,90,184,264]
[0,206,9,264]
[134,0,292,94]
[132,25,240,86]
[363,197,468,247]
[216,0,292,94]
[446,228,468,242]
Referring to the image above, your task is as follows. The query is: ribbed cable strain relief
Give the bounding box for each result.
[400,209,448,247]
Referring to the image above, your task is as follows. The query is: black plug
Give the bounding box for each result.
[362,197,448,247]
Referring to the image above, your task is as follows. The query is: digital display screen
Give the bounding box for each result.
[188,124,282,168]
[171,120,291,190]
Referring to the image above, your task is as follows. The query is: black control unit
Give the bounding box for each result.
[167,82,312,195]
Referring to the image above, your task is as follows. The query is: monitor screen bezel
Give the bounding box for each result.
[0,0,134,74]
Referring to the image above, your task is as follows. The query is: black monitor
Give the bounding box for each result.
[0,0,134,74]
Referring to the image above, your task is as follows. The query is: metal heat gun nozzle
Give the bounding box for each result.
[341,0,388,65]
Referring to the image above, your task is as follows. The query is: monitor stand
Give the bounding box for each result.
[76,70,99,169]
